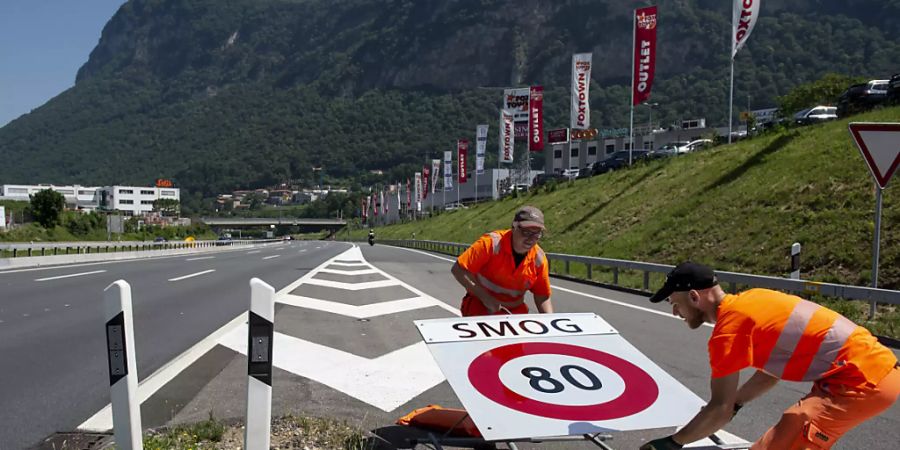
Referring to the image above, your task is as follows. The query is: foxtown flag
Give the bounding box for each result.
[443,151,453,191]
[570,53,592,130]
[632,6,658,106]
[528,86,544,152]
[431,159,441,194]
[476,125,488,174]
[732,0,760,58]
[499,109,515,163]
[406,178,411,211]
[458,139,469,183]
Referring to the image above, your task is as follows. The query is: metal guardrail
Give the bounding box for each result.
[0,239,280,258]
[382,239,900,306]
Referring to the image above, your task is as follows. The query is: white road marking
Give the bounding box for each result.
[168,269,216,282]
[246,250,261,254]
[317,267,380,275]
[185,256,215,261]
[35,270,107,282]
[279,293,438,319]
[263,255,280,260]
[302,278,396,290]
[220,326,445,412]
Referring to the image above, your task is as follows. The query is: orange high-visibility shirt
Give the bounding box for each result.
[456,229,551,315]
[709,289,897,388]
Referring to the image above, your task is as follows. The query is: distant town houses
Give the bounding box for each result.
[215,186,348,210]
[0,183,181,219]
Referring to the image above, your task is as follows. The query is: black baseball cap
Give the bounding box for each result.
[649,261,719,303]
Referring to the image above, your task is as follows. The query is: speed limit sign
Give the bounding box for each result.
[416,313,705,441]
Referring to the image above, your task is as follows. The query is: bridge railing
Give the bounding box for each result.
[380,239,900,307]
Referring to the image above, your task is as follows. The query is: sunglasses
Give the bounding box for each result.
[516,227,543,239]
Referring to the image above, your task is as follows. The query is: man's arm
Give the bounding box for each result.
[735,370,779,406]
[670,372,740,445]
[451,262,501,313]
[534,294,553,313]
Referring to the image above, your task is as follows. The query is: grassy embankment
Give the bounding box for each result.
[353,106,900,336]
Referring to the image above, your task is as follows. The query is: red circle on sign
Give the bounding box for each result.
[467,342,659,421]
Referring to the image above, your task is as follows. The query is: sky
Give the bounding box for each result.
[0,1,127,127]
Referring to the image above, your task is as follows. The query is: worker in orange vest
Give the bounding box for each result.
[640,262,900,450]
[451,206,553,316]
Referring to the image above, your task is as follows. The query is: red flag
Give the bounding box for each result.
[632,6,658,105]
[528,86,544,152]
[422,166,430,199]
[458,139,468,183]
[373,193,378,216]
[406,178,411,210]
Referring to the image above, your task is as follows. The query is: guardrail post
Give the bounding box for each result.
[565,260,570,274]
[729,282,737,294]
[28,248,32,257]
[587,264,592,279]
[103,280,143,450]
[54,247,58,256]
[790,243,801,280]
[245,278,275,450]
[41,248,45,256]
[643,271,650,291]
[13,249,17,257]
[613,268,619,285]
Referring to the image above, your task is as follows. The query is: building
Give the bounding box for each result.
[0,183,180,216]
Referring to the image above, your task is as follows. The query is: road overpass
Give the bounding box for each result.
[200,217,346,234]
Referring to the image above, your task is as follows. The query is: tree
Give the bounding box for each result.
[152,198,181,217]
[29,189,66,228]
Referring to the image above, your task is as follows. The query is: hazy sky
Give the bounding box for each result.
[0,1,127,127]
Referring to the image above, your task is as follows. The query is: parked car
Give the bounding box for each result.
[793,106,838,125]
[657,141,690,154]
[153,236,167,243]
[888,73,900,105]
[684,139,714,152]
[444,202,468,211]
[533,172,567,186]
[837,81,888,117]
[561,168,580,180]
[592,151,651,175]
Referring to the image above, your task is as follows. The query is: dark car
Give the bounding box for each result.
[592,151,650,175]
[533,172,567,186]
[888,73,900,105]
[837,81,889,117]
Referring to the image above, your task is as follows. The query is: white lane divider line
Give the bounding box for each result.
[316,267,379,275]
[168,269,216,282]
[185,256,215,261]
[35,270,107,282]
[246,250,261,254]
[263,255,281,260]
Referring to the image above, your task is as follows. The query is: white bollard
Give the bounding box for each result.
[790,243,801,280]
[244,278,275,450]
[104,280,143,450]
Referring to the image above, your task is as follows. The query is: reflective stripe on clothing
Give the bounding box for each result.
[710,289,897,387]
[456,229,552,317]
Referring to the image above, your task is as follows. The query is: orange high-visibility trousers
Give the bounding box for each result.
[751,365,900,449]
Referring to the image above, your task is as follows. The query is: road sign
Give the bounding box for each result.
[849,122,900,189]
[416,313,705,441]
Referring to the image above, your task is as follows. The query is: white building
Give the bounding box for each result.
[0,184,180,216]
[100,185,180,216]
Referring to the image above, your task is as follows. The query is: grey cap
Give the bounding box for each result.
[513,206,545,229]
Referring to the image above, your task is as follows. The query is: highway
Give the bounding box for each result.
[0,241,897,449]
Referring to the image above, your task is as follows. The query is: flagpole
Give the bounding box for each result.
[728,57,734,144]
[628,8,636,166]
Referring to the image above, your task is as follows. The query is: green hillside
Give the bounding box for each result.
[367,107,900,292]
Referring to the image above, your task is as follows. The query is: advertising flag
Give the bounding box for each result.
[732,0,760,58]
[379,190,385,215]
[414,172,422,212]
[444,151,454,191]
[632,6,658,106]
[499,109,515,163]
[422,166,430,199]
[503,88,530,122]
[528,86,544,151]
[458,140,469,183]
[570,53,592,130]
[361,197,368,222]
[396,182,401,214]
[406,178,411,210]
[431,159,441,193]
[373,193,379,217]
[476,125,488,174]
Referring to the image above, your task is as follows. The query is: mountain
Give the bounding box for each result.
[1,0,898,207]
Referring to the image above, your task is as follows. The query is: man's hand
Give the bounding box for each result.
[639,435,683,450]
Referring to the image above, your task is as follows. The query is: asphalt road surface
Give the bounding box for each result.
[1,240,897,449]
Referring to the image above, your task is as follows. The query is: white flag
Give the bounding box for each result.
[499,109,515,163]
[431,159,441,194]
[444,150,454,191]
[476,124,488,174]
[732,0,760,58]
[570,53,592,130]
